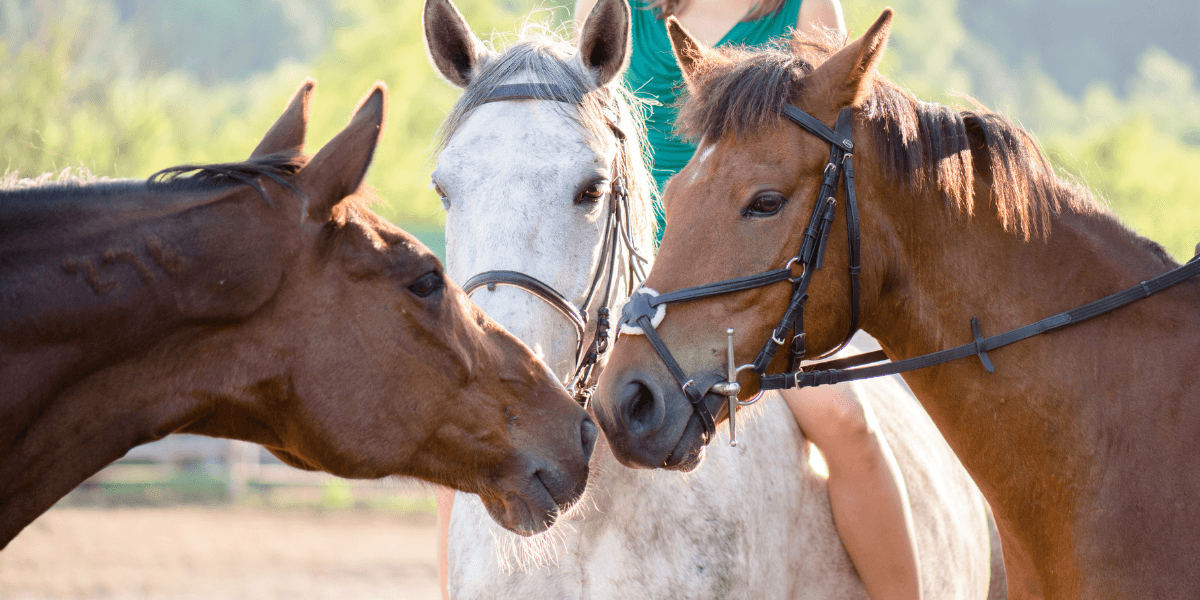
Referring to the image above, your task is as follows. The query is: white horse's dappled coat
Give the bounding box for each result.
[425,1,1006,597]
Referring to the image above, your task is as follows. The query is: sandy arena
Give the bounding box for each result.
[0,506,440,600]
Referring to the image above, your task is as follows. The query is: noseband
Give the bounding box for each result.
[463,83,649,406]
[618,105,863,446]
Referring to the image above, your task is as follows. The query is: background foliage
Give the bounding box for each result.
[3,0,1198,259]
[845,0,1200,260]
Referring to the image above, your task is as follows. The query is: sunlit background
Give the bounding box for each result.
[2,0,1198,598]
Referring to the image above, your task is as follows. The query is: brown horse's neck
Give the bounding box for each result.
[0,182,303,549]
[0,183,296,439]
[858,176,1200,598]
[862,180,1185,364]
[0,321,296,549]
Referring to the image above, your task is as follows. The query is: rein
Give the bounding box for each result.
[764,253,1200,390]
[462,83,649,406]
[619,101,1200,447]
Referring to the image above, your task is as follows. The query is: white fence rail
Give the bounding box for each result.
[83,435,422,501]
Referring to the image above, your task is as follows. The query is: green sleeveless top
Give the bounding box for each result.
[624,0,806,240]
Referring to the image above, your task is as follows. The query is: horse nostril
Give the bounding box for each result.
[627,382,656,426]
[580,416,598,462]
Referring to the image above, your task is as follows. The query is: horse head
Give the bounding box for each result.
[594,11,896,469]
[425,0,652,388]
[0,79,598,542]
[226,80,602,535]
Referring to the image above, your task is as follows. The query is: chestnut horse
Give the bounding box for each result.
[0,80,596,548]
[594,10,1200,600]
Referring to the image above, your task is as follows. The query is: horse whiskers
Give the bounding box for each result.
[486,463,610,573]
[492,515,576,572]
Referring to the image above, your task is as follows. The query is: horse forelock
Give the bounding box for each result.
[436,24,658,253]
[677,28,1117,243]
[325,185,411,252]
[674,35,820,144]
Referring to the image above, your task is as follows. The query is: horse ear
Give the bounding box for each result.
[299,83,386,222]
[575,0,631,88]
[251,79,314,158]
[665,16,724,92]
[806,8,893,109]
[423,0,489,88]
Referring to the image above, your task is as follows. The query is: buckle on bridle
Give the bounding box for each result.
[681,378,698,397]
[771,328,789,346]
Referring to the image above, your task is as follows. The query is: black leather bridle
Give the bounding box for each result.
[462,83,649,406]
[618,105,862,445]
[618,101,1200,447]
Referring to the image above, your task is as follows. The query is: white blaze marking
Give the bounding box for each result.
[690,144,715,183]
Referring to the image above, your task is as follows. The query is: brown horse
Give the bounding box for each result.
[594,10,1200,600]
[0,80,596,548]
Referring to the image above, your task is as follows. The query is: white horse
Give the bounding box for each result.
[423,0,1007,597]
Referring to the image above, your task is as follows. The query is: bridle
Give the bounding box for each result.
[618,104,862,446]
[461,83,650,406]
[618,101,1200,448]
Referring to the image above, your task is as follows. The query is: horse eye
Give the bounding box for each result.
[743,192,787,217]
[577,181,609,205]
[408,271,444,298]
[432,181,450,208]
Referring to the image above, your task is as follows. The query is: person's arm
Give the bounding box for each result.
[436,486,455,600]
[797,0,846,35]
[573,0,602,36]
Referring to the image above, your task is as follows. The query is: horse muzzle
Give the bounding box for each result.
[594,363,728,471]
[481,414,598,535]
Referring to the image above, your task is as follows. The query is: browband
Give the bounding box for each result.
[481,83,581,104]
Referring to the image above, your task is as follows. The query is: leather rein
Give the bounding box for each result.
[618,102,1200,447]
[462,83,649,406]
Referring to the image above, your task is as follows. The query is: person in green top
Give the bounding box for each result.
[627,0,815,227]
[573,2,924,600]
[591,0,842,241]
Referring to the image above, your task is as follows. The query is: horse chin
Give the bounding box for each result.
[664,445,707,472]
[482,495,554,537]
[661,413,710,471]
[480,470,587,536]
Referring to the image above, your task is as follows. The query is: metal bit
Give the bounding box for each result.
[709,328,753,447]
[728,328,738,446]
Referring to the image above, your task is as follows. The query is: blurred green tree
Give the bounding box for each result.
[846,0,1200,260]
[2,0,1196,259]
[0,0,548,253]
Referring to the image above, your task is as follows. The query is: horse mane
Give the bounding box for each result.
[436,21,659,253]
[148,150,308,205]
[1,167,117,191]
[152,150,384,235]
[675,30,1112,244]
[1,151,308,208]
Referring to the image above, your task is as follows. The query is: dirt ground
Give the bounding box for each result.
[0,506,441,600]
